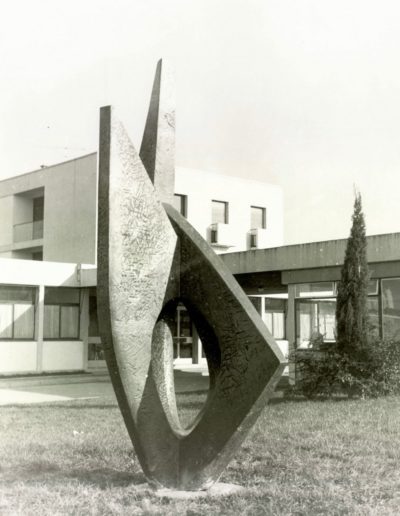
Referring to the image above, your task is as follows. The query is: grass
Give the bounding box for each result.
[1,393,400,515]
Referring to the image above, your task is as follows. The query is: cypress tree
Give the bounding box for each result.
[335,192,369,355]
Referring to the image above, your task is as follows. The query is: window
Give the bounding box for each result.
[368,297,380,337]
[211,200,228,224]
[249,296,286,339]
[44,287,80,339]
[0,286,35,339]
[382,278,400,339]
[250,206,266,229]
[32,197,44,240]
[296,299,336,348]
[172,194,187,217]
[295,279,380,347]
[295,282,336,298]
[172,304,193,359]
[33,197,44,222]
[263,298,286,339]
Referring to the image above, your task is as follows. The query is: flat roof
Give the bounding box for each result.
[220,232,400,274]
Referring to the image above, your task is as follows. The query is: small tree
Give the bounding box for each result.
[292,193,400,398]
[335,192,369,356]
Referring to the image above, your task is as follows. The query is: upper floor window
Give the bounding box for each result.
[172,194,187,217]
[211,200,228,224]
[33,197,44,222]
[44,287,80,340]
[0,286,36,339]
[250,206,266,229]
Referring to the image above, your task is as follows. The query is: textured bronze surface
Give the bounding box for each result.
[97,61,285,490]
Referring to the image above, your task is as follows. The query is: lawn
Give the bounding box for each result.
[1,392,400,515]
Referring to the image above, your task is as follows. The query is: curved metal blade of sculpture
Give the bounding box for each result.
[97,61,285,491]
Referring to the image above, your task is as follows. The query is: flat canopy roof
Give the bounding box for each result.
[220,232,400,275]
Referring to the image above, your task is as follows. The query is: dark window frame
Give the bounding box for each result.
[0,285,36,341]
[173,194,188,218]
[211,200,229,224]
[43,288,81,341]
[250,205,267,230]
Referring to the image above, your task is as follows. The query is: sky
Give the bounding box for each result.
[1,0,400,245]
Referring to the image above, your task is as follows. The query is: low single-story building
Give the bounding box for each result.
[1,232,399,376]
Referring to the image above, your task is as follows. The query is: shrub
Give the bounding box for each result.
[292,337,400,399]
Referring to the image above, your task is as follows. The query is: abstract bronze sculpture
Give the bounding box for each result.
[97,60,285,491]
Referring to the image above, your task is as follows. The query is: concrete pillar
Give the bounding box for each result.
[79,288,89,371]
[286,284,296,385]
[35,285,45,373]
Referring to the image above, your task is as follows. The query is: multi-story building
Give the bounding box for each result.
[0,154,284,263]
[2,153,399,380]
[0,154,285,375]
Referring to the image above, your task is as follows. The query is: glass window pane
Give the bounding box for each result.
[367,297,380,337]
[296,299,336,347]
[44,305,60,339]
[172,194,187,217]
[60,306,79,338]
[178,309,192,338]
[179,339,193,359]
[88,342,105,361]
[0,286,35,303]
[318,301,336,340]
[0,305,13,338]
[264,298,286,311]
[250,206,266,229]
[89,295,99,337]
[273,312,285,339]
[249,296,262,313]
[295,282,335,298]
[173,338,179,359]
[263,312,273,333]
[296,301,313,348]
[211,200,227,224]
[33,196,44,221]
[45,287,79,305]
[382,278,400,339]
[13,304,34,339]
[368,280,379,295]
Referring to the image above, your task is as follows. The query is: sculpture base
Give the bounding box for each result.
[153,482,245,500]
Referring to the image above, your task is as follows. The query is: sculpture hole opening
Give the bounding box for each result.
[172,302,209,430]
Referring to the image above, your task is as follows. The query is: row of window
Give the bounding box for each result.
[249,278,400,345]
[295,279,400,347]
[173,194,267,229]
[0,286,80,340]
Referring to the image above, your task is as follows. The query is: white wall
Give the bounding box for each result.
[44,154,97,264]
[42,341,85,371]
[0,154,97,264]
[0,258,80,286]
[0,156,283,261]
[0,341,37,373]
[175,167,284,253]
[13,195,32,225]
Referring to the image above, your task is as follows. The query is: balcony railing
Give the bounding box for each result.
[13,220,44,243]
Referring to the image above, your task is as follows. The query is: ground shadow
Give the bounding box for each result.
[1,463,147,489]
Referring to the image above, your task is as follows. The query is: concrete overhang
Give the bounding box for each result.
[220,232,400,277]
[0,258,96,287]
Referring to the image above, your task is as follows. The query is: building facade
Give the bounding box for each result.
[1,154,399,378]
[0,154,284,264]
[221,233,400,380]
[0,155,284,375]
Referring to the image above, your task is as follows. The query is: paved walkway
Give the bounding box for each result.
[0,370,209,406]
